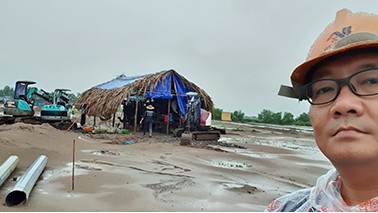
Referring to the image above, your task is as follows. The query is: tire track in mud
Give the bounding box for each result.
[78,158,197,204]
[79,158,193,178]
[144,177,197,203]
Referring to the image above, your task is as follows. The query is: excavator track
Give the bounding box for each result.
[180,130,221,146]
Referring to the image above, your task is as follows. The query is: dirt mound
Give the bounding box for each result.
[0,123,57,135]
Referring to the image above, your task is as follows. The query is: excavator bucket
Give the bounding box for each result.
[180,133,193,146]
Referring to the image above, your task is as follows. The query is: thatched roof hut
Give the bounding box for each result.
[76,69,214,118]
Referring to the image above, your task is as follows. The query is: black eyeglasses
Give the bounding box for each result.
[301,68,378,105]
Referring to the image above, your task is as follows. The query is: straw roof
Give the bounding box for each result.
[76,69,214,117]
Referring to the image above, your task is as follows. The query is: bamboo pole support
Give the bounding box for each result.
[112,113,116,127]
[166,99,171,134]
[134,95,139,132]
[72,139,75,191]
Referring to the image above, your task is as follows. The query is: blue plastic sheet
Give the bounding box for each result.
[145,73,173,99]
[173,74,193,115]
[95,74,150,90]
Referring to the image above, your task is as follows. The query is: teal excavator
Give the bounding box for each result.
[4,81,49,116]
[2,81,72,128]
[40,88,72,122]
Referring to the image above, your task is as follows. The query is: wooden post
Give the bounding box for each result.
[112,113,116,127]
[166,99,171,134]
[122,101,127,130]
[133,95,139,132]
[72,139,75,191]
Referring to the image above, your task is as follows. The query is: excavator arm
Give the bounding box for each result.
[26,87,52,103]
[53,89,71,106]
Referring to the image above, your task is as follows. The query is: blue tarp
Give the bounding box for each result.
[145,73,173,99]
[94,72,195,116]
[95,74,151,90]
[173,74,191,115]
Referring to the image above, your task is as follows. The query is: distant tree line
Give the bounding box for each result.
[213,108,312,126]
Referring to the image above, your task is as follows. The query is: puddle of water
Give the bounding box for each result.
[77,136,96,143]
[43,163,90,182]
[63,192,86,198]
[210,160,252,169]
[221,147,276,158]
[81,149,120,156]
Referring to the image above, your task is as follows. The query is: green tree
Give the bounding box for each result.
[213,107,222,120]
[257,109,274,124]
[2,86,13,97]
[294,112,311,126]
[272,112,283,124]
[68,93,79,103]
[231,110,245,122]
[282,112,295,125]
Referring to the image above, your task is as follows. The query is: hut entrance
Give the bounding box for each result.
[119,97,182,134]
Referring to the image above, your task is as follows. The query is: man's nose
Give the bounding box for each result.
[330,85,363,117]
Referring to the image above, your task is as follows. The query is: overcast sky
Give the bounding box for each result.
[1,0,377,117]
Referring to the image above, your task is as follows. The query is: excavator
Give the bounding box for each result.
[174,92,224,145]
[40,88,72,122]
[1,81,72,129]
[4,81,49,116]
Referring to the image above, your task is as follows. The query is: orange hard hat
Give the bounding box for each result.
[280,9,378,99]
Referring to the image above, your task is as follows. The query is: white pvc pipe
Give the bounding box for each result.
[0,155,19,187]
[5,155,48,206]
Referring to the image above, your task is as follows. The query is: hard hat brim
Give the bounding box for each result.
[291,41,378,86]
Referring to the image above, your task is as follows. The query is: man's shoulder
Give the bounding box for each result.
[145,110,154,116]
[265,188,313,212]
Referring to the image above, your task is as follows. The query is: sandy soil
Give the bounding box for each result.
[0,119,333,212]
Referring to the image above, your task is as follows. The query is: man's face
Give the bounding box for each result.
[309,51,378,166]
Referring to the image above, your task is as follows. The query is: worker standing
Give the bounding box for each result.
[80,104,88,127]
[140,104,155,138]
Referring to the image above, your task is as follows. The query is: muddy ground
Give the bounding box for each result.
[0,119,332,211]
